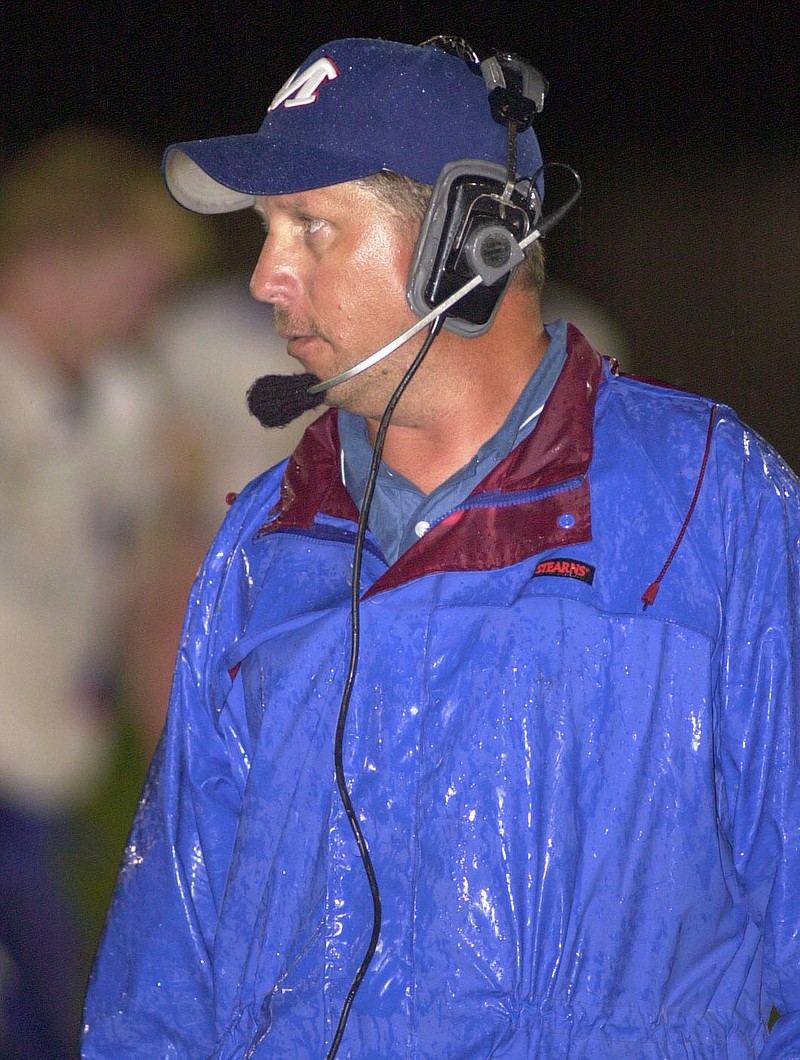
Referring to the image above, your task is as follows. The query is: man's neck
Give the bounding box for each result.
[366,305,550,494]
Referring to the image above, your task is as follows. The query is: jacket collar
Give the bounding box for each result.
[259,325,604,591]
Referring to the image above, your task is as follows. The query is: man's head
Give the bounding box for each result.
[164,37,549,422]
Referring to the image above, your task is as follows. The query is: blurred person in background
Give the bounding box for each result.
[0,125,210,1059]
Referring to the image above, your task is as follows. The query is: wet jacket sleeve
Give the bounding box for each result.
[713,420,800,1056]
[81,489,259,1056]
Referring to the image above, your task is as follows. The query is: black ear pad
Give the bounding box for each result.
[406,159,539,338]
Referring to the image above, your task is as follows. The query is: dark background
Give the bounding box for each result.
[3,0,799,465]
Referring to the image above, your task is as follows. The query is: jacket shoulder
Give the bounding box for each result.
[601,367,798,491]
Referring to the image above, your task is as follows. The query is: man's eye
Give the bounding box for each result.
[304,217,325,235]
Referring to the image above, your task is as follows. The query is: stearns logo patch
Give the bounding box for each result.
[533,557,595,585]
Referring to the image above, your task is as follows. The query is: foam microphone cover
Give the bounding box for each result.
[246,373,325,428]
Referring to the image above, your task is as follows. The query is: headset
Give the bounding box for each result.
[407,37,548,337]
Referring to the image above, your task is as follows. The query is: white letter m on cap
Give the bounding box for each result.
[269,58,339,111]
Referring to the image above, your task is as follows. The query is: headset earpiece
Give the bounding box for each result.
[406,159,534,337]
[406,43,548,337]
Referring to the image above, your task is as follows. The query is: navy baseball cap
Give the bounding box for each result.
[163,37,544,213]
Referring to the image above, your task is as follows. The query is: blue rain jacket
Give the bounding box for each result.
[83,327,800,1057]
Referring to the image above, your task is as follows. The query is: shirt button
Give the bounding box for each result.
[414,520,431,538]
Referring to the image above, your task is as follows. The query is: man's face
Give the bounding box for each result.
[250,181,424,420]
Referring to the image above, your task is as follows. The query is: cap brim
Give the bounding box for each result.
[163,134,388,214]
[164,147,254,213]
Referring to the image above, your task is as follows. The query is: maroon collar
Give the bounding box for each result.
[470,323,602,494]
[260,325,604,594]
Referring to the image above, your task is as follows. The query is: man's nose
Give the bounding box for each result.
[249,238,296,305]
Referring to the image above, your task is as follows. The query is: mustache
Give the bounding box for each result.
[273,307,324,341]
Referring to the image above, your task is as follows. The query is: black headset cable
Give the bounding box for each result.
[326,314,445,1059]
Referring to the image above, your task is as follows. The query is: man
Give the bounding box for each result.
[83,38,800,1058]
